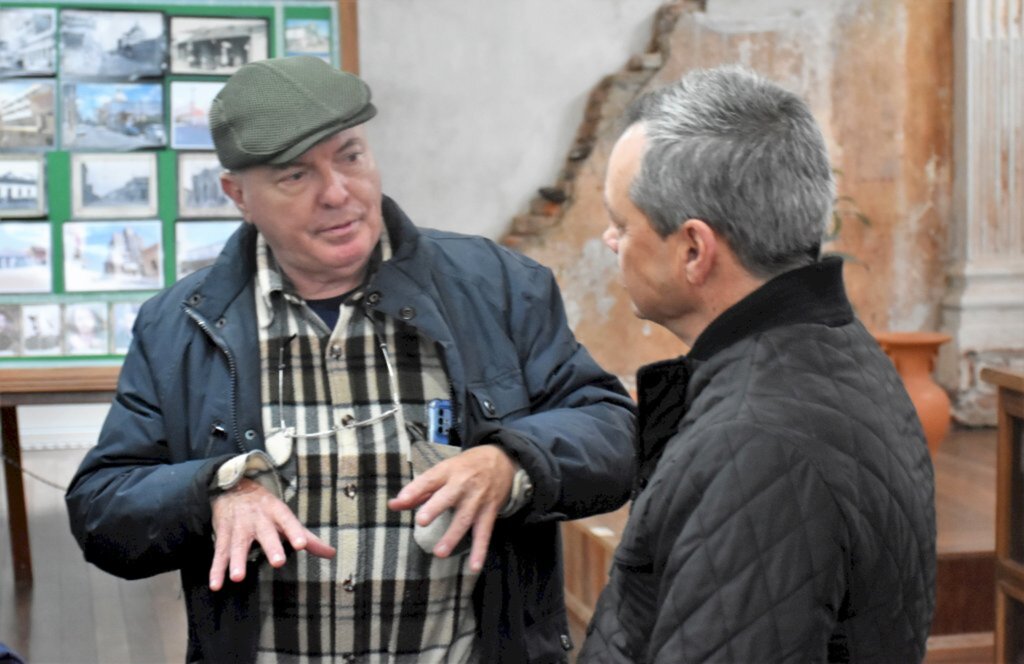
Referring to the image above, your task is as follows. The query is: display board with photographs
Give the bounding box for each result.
[0,0,344,363]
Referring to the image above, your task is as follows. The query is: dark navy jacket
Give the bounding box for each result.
[66,197,636,663]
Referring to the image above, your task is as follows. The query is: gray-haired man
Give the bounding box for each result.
[580,67,936,662]
[66,56,635,663]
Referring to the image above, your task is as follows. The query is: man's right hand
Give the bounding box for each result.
[209,477,336,591]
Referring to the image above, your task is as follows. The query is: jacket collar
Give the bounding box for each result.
[687,256,853,361]
[633,257,853,477]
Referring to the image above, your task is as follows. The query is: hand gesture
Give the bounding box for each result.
[209,477,336,590]
[387,444,516,573]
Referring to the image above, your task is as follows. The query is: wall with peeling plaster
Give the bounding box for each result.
[506,0,957,395]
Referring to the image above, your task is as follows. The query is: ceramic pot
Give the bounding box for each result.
[874,331,952,455]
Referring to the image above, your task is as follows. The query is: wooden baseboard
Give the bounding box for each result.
[925,632,993,663]
[933,551,996,634]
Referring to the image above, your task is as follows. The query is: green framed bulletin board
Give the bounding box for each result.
[0,0,348,366]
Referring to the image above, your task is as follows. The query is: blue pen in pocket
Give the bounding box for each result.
[427,398,452,445]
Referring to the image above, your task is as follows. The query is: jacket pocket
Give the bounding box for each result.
[466,369,531,425]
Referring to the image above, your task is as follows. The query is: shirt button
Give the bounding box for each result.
[344,483,357,499]
[482,399,496,416]
[366,292,381,305]
[343,574,355,592]
[330,343,342,359]
[399,306,416,320]
[560,634,573,651]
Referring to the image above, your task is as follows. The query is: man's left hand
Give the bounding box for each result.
[387,443,515,573]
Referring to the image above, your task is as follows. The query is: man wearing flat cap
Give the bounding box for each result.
[66,56,635,663]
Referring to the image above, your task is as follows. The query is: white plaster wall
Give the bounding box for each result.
[359,0,665,239]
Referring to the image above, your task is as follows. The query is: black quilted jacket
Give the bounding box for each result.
[580,258,936,663]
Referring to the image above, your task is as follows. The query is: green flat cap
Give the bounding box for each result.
[209,55,377,170]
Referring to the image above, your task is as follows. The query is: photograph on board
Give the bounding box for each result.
[0,155,47,218]
[284,18,331,61]
[60,9,167,78]
[21,302,60,355]
[0,221,51,293]
[63,219,163,292]
[0,79,56,150]
[0,304,21,355]
[72,152,157,219]
[0,8,57,78]
[169,16,267,75]
[169,81,222,150]
[63,301,109,355]
[175,219,240,279]
[62,81,165,150]
[177,152,234,217]
[111,300,142,353]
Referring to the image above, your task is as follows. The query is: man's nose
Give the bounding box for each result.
[602,226,619,253]
[320,169,350,206]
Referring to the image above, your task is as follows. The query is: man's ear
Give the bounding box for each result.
[220,172,248,221]
[678,218,718,286]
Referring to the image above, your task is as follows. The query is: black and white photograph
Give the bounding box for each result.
[0,304,21,355]
[72,153,157,219]
[170,81,222,150]
[284,18,331,61]
[0,155,46,218]
[20,302,60,355]
[63,220,163,292]
[62,81,165,150]
[175,219,239,279]
[0,221,51,294]
[0,8,57,78]
[60,9,166,79]
[63,301,109,355]
[169,16,267,75]
[0,78,56,149]
[111,300,141,353]
[178,152,234,217]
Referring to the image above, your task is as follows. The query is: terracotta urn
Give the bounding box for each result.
[874,331,952,455]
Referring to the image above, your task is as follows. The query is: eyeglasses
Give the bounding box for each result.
[265,328,401,465]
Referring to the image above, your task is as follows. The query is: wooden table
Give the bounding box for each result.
[983,367,1024,662]
[1,365,120,587]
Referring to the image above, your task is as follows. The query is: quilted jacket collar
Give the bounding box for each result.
[634,257,854,477]
[688,256,853,361]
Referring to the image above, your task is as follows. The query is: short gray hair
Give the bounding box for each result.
[624,66,834,278]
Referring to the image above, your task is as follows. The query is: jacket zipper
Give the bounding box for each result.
[185,306,246,454]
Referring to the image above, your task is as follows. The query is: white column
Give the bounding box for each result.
[941,0,1024,425]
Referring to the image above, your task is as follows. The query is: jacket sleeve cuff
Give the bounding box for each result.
[482,427,558,516]
[497,463,534,518]
[209,450,283,500]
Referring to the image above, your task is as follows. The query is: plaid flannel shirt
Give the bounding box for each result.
[252,232,478,663]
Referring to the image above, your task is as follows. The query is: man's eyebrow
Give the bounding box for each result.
[336,137,363,154]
